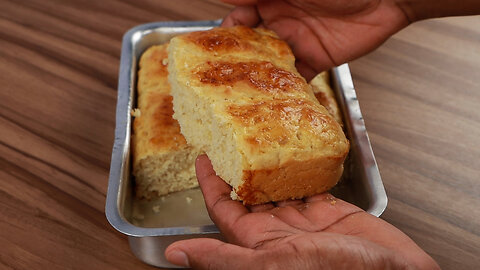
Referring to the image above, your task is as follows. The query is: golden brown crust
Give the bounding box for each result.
[196,61,306,95]
[137,44,169,97]
[226,98,343,154]
[138,93,188,149]
[134,44,189,166]
[133,44,199,199]
[310,72,343,125]
[186,26,292,59]
[238,156,345,205]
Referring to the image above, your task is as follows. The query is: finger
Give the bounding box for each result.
[304,192,336,203]
[195,155,249,234]
[268,206,317,232]
[315,202,441,270]
[195,153,217,178]
[166,238,260,269]
[221,5,260,27]
[287,22,337,72]
[221,0,258,5]
[254,0,336,72]
[301,193,364,230]
[247,203,275,212]
[275,199,304,208]
[296,60,320,82]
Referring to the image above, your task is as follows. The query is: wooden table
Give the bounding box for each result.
[1,1,479,269]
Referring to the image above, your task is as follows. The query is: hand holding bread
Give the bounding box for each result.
[221,0,410,80]
[164,155,440,270]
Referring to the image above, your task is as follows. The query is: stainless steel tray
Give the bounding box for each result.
[106,20,387,268]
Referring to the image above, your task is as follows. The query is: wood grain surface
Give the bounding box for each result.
[0,1,479,269]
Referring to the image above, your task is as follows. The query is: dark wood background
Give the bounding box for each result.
[1,0,479,269]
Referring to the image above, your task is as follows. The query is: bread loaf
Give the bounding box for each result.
[310,72,343,125]
[168,26,350,205]
[132,44,201,199]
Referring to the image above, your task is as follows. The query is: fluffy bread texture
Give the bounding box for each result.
[168,26,350,205]
[133,44,201,199]
[310,72,343,125]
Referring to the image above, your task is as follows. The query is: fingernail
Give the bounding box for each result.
[167,249,190,267]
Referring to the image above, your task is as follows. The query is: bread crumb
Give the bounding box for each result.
[152,205,161,213]
[230,190,238,200]
[131,108,141,117]
[186,196,192,204]
[300,204,309,211]
[330,200,337,206]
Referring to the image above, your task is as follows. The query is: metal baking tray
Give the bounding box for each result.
[106,20,387,268]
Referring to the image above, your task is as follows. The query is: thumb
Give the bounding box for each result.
[165,238,261,269]
[221,5,260,28]
[221,0,258,5]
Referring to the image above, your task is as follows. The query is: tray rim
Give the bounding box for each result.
[105,20,387,238]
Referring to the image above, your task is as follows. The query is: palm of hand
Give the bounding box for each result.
[213,194,411,269]
[222,0,409,79]
[169,155,436,270]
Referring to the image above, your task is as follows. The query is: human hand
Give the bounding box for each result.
[221,0,410,80]
[165,155,440,270]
